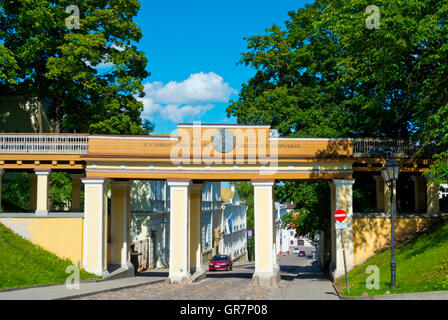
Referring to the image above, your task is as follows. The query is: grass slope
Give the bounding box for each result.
[335,219,448,296]
[0,223,98,290]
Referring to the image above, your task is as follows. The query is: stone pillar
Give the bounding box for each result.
[28,173,37,212]
[167,179,191,283]
[330,179,355,280]
[110,180,133,270]
[34,168,51,216]
[373,175,385,212]
[70,174,83,212]
[0,169,3,213]
[425,175,440,214]
[251,179,279,288]
[189,183,203,275]
[411,175,427,213]
[82,178,109,277]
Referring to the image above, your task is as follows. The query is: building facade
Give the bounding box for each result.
[130,180,221,269]
[218,184,248,261]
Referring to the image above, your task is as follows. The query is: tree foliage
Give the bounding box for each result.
[1,172,29,212]
[228,0,448,236]
[48,172,71,210]
[276,181,330,239]
[228,0,448,141]
[0,0,152,134]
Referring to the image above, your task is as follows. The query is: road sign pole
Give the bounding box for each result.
[340,228,349,294]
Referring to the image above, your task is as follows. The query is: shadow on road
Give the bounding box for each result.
[134,257,331,285]
[136,271,169,278]
[205,271,253,279]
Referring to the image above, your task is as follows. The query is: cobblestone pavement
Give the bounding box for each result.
[75,252,336,300]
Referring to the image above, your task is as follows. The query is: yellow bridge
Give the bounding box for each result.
[0,124,439,286]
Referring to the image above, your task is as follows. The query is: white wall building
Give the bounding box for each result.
[130,180,221,269]
[201,181,221,259]
[221,203,247,260]
[220,184,247,261]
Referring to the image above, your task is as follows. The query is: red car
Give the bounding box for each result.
[298,250,306,257]
[209,255,233,271]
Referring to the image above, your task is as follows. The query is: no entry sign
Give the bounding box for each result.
[334,209,346,222]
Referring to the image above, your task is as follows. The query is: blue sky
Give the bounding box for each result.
[134,1,312,134]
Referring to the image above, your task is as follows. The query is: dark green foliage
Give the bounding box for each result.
[0,0,152,134]
[353,173,377,213]
[49,172,71,211]
[277,181,330,239]
[228,0,448,237]
[1,172,29,212]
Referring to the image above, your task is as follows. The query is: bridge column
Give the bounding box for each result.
[0,169,3,213]
[167,179,192,283]
[70,174,83,212]
[110,180,133,271]
[373,175,385,211]
[329,179,355,280]
[189,183,203,275]
[34,168,51,216]
[411,175,427,212]
[82,178,109,277]
[425,175,440,214]
[251,179,279,288]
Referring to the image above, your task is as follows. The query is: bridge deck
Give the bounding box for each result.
[0,126,433,179]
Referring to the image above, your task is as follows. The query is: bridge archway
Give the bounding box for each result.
[0,124,437,287]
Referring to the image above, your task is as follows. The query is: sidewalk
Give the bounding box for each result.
[283,258,339,300]
[0,275,165,300]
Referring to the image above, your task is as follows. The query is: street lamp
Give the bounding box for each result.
[381,157,400,289]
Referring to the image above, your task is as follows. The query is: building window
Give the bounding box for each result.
[290,240,294,245]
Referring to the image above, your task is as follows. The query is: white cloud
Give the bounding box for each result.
[141,72,237,123]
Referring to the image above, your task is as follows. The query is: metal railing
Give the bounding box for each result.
[353,138,437,158]
[0,135,89,154]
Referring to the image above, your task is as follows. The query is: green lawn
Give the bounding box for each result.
[335,220,448,297]
[0,223,98,290]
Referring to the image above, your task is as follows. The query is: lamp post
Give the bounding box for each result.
[381,156,400,290]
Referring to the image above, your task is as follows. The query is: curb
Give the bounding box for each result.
[0,277,102,294]
[332,283,448,300]
[332,283,388,300]
[57,278,166,300]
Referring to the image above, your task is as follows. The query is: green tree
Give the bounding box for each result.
[276,181,330,239]
[227,0,448,236]
[0,0,152,134]
[1,172,29,212]
[48,172,71,211]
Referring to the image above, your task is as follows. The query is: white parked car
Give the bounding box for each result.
[293,248,300,254]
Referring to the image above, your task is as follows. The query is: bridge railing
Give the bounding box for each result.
[0,134,89,154]
[353,138,437,158]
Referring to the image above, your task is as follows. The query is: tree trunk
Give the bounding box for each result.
[36,99,43,133]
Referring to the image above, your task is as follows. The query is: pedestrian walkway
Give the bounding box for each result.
[283,258,338,300]
[267,253,339,300]
[0,274,165,300]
